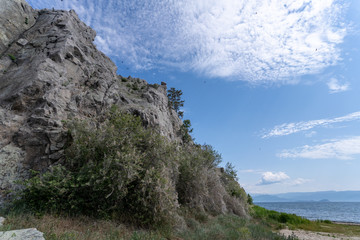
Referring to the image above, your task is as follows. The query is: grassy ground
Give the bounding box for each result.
[2,205,358,239]
[251,205,360,237]
[295,221,360,236]
[0,211,297,240]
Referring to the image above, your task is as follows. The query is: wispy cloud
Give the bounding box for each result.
[291,178,311,186]
[327,78,350,93]
[258,171,290,185]
[278,136,360,160]
[262,111,360,138]
[27,0,348,83]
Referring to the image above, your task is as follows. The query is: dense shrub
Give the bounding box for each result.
[14,106,249,227]
[17,107,179,226]
[251,205,310,227]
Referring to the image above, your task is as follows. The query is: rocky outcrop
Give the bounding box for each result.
[0,0,37,56]
[0,0,182,193]
[0,228,45,240]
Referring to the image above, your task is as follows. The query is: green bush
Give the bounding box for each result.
[167,87,184,118]
[251,205,310,227]
[219,163,247,201]
[14,105,249,228]
[16,107,178,227]
[247,194,253,205]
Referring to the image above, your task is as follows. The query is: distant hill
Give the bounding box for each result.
[253,191,360,202]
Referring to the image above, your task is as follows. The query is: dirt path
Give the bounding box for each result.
[279,229,360,240]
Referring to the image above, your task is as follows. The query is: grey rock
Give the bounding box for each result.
[16,38,28,46]
[0,217,4,226]
[0,1,183,195]
[0,0,37,55]
[0,228,44,240]
[0,144,28,191]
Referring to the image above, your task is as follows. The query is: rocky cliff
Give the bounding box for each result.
[0,0,182,194]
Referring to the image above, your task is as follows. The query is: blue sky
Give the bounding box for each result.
[27,0,360,194]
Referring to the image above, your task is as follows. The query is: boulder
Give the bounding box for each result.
[0,228,44,240]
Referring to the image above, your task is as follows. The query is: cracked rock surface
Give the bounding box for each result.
[0,0,182,195]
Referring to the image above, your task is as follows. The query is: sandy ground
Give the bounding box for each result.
[279,229,360,240]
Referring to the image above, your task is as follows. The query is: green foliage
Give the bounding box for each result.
[176,144,222,207]
[149,84,159,89]
[25,17,28,25]
[225,162,238,181]
[16,107,178,227]
[13,104,247,228]
[247,194,253,205]
[8,54,16,62]
[180,119,193,143]
[131,83,139,91]
[179,214,298,240]
[219,163,247,201]
[251,205,310,227]
[167,87,184,118]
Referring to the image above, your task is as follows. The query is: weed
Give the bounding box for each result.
[8,54,16,62]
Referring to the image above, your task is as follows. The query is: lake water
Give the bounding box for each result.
[256,202,360,223]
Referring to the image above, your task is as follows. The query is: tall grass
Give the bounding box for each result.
[0,213,297,240]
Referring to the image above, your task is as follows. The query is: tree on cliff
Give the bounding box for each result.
[167,87,184,118]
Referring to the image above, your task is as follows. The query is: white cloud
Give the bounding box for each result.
[262,111,360,138]
[27,0,348,83]
[291,178,311,186]
[278,136,360,160]
[258,171,290,185]
[327,78,350,93]
[305,131,317,138]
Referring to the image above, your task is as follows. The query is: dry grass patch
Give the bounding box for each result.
[297,222,360,237]
[0,214,136,240]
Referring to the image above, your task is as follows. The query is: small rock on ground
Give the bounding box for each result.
[0,228,45,240]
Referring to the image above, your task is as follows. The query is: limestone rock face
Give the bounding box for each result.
[0,228,45,240]
[0,1,182,193]
[0,0,37,55]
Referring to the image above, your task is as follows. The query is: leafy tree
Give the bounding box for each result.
[247,194,253,205]
[167,87,184,118]
[180,119,193,143]
[225,162,238,181]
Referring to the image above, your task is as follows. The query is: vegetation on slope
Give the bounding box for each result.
[6,105,247,228]
[0,89,305,239]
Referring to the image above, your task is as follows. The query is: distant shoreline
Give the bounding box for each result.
[333,221,360,226]
[256,202,360,224]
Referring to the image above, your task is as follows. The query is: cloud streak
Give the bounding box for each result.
[27,0,348,83]
[278,136,360,160]
[262,111,360,138]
